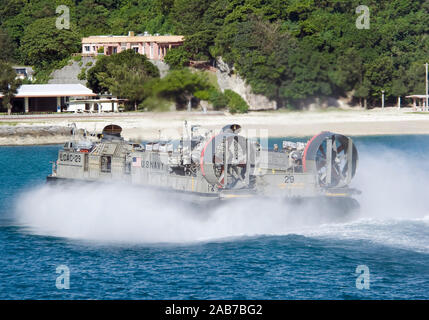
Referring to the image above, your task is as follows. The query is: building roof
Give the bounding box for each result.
[68,98,126,104]
[0,84,96,98]
[406,95,429,98]
[12,66,34,73]
[82,35,184,44]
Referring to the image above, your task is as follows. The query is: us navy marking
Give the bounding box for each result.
[142,160,165,170]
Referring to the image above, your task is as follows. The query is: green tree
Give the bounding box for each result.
[1,0,75,50]
[209,89,229,110]
[101,63,153,111]
[2,0,429,108]
[87,50,160,109]
[164,47,191,69]
[155,68,211,110]
[76,0,112,36]
[0,61,21,115]
[332,49,363,94]
[107,0,173,36]
[223,16,296,106]
[354,80,371,109]
[406,61,427,95]
[365,56,394,101]
[391,67,409,107]
[0,29,15,62]
[224,89,249,113]
[19,17,81,67]
[86,57,111,94]
[87,49,159,94]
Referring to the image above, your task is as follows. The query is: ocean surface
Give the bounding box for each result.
[0,135,428,299]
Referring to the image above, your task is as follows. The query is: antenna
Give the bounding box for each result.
[184,120,189,139]
[69,122,77,137]
[425,63,429,111]
[90,124,97,136]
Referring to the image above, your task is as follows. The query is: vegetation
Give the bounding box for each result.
[139,96,172,112]
[72,55,83,62]
[164,47,191,69]
[77,67,87,80]
[208,89,229,110]
[0,61,21,115]
[0,28,16,62]
[87,50,159,110]
[151,73,248,113]
[1,0,428,108]
[224,90,249,114]
[20,17,81,68]
[152,68,211,110]
[167,0,429,108]
[192,88,236,111]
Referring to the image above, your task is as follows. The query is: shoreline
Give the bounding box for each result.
[2,132,428,147]
[1,108,429,145]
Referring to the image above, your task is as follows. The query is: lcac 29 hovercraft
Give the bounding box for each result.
[47,123,360,211]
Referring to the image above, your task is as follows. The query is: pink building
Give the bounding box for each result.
[81,32,184,61]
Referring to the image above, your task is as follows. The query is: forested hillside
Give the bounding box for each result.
[1,0,428,108]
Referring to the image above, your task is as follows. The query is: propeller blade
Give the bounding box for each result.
[319,145,326,157]
[337,142,346,153]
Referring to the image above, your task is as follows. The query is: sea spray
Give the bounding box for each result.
[13,145,429,251]
[354,145,429,220]
[305,143,429,253]
[14,182,341,243]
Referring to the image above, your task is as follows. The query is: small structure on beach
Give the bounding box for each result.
[406,95,429,111]
[0,84,96,113]
[66,98,126,113]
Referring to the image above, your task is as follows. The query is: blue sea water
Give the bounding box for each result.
[0,136,428,300]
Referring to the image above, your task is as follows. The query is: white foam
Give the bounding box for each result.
[303,218,429,253]
[15,183,330,243]
[14,147,429,251]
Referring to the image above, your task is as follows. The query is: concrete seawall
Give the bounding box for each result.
[0,126,72,146]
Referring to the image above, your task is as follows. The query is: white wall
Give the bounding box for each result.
[66,102,118,113]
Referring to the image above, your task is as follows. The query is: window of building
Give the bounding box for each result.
[101,156,112,173]
[15,68,26,75]
[84,46,90,52]
[132,47,139,53]
[84,154,89,172]
[125,162,131,174]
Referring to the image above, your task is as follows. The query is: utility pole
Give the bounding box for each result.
[426,63,429,111]
[382,90,385,109]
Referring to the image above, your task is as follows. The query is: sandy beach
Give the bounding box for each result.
[1,107,429,145]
